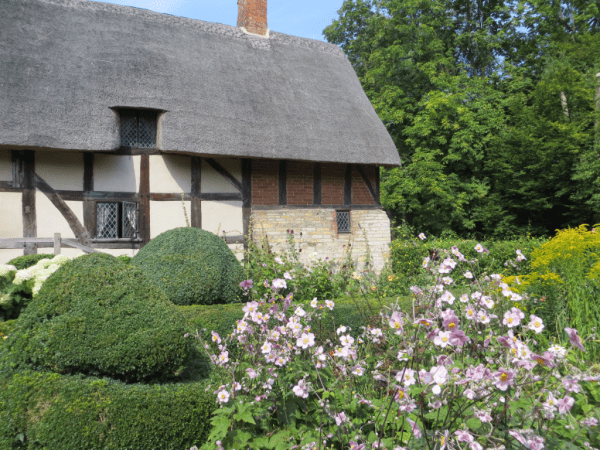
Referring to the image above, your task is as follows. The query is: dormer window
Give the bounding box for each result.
[119,109,158,148]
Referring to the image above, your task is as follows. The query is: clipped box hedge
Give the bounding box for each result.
[0,370,215,450]
[132,228,246,306]
[5,253,190,382]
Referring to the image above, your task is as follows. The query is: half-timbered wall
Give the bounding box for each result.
[1,152,390,271]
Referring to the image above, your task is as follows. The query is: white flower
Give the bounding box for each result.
[528,315,545,333]
[294,306,306,317]
[261,342,272,354]
[292,379,309,398]
[418,233,426,240]
[272,278,287,289]
[12,269,33,285]
[0,264,18,278]
[336,325,347,335]
[297,332,315,349]
[340,334,354,346]
[283,271,293,280]
[310,298,318,308]
[352,366,365,376]
[422,257,430,268]
[459,294,469,303]
[274,256,284,265]
[474,243,484,253]
[464,271,473,279]
[434,331,451,348]
[217,390,230,403]
[325,300,335,310]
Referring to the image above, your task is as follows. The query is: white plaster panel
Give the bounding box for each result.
[0,249,25,265]
[149,201,191,239]
[0,150,12,182]
[94,154,140,192]
[35,192,84,239]
[150,155,191,194]
[0,193,23,238]
[201,201,243,236]
[35,152,84,191]
[201,159,241,193]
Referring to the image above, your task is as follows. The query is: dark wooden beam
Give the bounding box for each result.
[202,192,242,201]
[205,158,243,193]
[375,166,380,205]
[313,162,322,205]
[0,181,20,192]
[57,191,139,201]
[139,155,151,245]
[112,147,162,155]
[150,193,191,201]
[344,164,352,206]
[252,204,382,211]
[11,150,24,188]
[34,174,90,246]
[22,151,37,255]
[356,165,379,205]
[278,160,287,205]
[242,158,251,250]
[191,156,202,228]
[83,153,95,237]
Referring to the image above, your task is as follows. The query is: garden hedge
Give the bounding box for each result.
[0,370,215,450]
[132,227,246,306]
[4,253,190,382]
[7,254,54,270]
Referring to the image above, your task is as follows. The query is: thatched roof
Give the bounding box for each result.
[0,0,401,166]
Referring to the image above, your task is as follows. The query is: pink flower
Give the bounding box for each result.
[292,379,309,398]
[389,311,403,333]
[418,233,426,240]
[283,271,292,280]
[449,329,470,347]
[325,300,335,310]
[454,430,474,443]
[492,368,515,391]
[565,327,585,351]
[562,377,581,393]
[407,418,421,438]
[442,314,460,331]
[272,278,287,289]
[297,332,315,349]
[246,367,259,379]
[556,395,575,414]
[211,331,221,343]
[474,243,484,253]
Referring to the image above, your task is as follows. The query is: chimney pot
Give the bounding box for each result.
[237,0,268,37]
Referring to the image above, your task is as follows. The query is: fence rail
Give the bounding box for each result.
[0,233,98,255]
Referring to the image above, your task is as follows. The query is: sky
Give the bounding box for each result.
[91,0,348,42]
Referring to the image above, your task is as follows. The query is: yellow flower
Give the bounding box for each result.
[388,275,395,282]
[371,286,376,292]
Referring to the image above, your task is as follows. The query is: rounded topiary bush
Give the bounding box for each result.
[8,254,54,270]
[4,252,190,382]
[131,227,246,306]
[0,370,215,450]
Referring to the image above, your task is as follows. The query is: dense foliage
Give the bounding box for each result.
[0,370,215,450]
[132,227,245,306]
[3,253,190,382]
[505,224,600,359]
[324,0,600,238]
[7,254,53,270]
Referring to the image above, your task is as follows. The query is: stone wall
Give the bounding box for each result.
[250,208,391,273]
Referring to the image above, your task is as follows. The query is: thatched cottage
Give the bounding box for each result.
[0,0,400,270]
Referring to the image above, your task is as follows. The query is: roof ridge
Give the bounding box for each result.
[35,0,346,58]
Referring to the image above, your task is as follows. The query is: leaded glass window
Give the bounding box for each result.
[336,210,350,233]
[120,109,157,148]
[97,202,138,239]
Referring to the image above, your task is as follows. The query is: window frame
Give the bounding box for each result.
[336,210,351,234]
[95,201,140,240]
[119,109,158,149]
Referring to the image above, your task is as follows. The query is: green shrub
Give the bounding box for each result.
[4,253,190,382]
[389,224,547,293]
[8,254,54,270]
[117,254,133,264]
[0,370,215,450]
[132,227,246,306]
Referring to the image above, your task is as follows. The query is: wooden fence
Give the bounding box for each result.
[0,233,99,255]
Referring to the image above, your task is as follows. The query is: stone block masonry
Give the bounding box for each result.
[250,208,391,273]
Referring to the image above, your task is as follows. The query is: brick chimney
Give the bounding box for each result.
[237,0,268,37]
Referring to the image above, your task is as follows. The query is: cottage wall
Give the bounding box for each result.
[250,208,391,272]
[1,152,391,270]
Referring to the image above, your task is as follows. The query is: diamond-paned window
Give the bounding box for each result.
[120,109,157,148]
[97,202,139,239]
[336,210,350,233]
[97,203,118,238]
